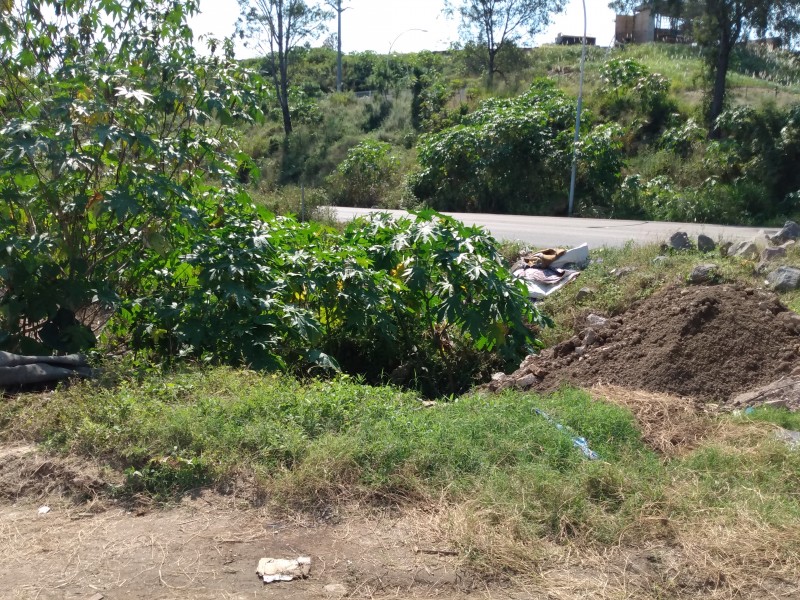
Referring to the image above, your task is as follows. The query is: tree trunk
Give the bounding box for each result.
[278,51,293,135]
[708,32,731,139]
[487,47,496,88]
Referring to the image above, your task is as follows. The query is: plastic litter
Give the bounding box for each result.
[37,506,50,515]
[256,556,311,583]
[533,408,599,460]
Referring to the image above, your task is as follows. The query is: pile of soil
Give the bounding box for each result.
[491,284,800,403]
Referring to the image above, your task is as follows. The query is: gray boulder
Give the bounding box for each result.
[769,221,800,245]
[761,246,787,262]
[668,231,692,251]
[697,234,716,252]
[766,266,800,292]
[688,263,718,284]
[727,241,759,260]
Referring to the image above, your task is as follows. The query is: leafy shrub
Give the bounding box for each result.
[0,0,263,354]
[123,209,543,396]
[410,80,624,215]
[597,58,675,136]
[326,139,400,207]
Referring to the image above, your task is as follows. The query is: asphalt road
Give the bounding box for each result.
[330,207,774,249]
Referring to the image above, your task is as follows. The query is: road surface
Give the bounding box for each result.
[330,207,774,249]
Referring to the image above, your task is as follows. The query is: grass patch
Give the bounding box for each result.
[3,366,800,585]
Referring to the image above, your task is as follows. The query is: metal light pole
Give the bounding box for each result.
[386,28,428,69]
[567,0,587,217]
[336,0,342,92]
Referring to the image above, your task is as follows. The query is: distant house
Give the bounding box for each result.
[555,33,596,46]
[615,7,688,44]
[749,37,782,51]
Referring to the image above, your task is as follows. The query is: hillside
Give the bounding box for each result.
[244,43,800,226]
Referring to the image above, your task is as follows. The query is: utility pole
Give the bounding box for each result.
[567,0,587,217]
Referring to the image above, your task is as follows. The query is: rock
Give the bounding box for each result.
[324,583,348,596]
[761,246,787,262]
[574,346,587,357]
[750,230,771,250]
[697,234,716,252]
[583,328,598,346]
[769,221,800,245]
[514,374,540,390]
[688,263,718,284]
[586,314,608,327]
[652,255,669,265]
[767,266,800,292]
[668,231,692,251]
[612,266,637,279]
[727,241,759,260]
[730,375,800,410]
[576,287,596,302]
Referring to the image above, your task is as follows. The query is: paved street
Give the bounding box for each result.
[330,207,774,249]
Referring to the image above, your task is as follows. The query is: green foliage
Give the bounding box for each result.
[0,0,264,354]
[326,139,400,207]
[121,210,542,396]
[410,80,624,215]
[597,58,675,134]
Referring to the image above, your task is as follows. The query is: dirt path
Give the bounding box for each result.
[2,495,484,600]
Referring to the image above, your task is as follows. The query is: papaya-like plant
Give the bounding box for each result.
[0,0,264,353]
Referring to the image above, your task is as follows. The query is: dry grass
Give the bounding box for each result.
[591,385,717,457]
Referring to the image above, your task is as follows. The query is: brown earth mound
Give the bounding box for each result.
[492,284,800,403]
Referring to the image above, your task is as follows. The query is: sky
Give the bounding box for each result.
[189,0,618,59]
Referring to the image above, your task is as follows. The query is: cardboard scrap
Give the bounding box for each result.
[256,556,311,583]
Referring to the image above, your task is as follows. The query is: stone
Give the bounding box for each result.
[761,246,787,262]
[612,266,637,279]
[583,328,598,346]
[769,221,800,245]
[727,241,759,260]
[668,231,692,251]
[767,266,800,292]
[324,583,348,596]
[731,375,800,410]
[688,263,718,284]
[697,234,716,252]
[576,287,596,302]
[514,374,540,390]
[652,255,669,265]
[586,314,608,327]
[750,230,771,250]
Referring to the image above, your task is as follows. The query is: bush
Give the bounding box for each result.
[326,139,400,207]
[409,80,624,215]
[0,0,264,354]
[122,210,544,396]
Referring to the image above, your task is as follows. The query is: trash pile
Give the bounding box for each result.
[511,243,589,300]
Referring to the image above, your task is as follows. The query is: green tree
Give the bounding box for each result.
[445,0,567,86]
[611,0,800,136]
[0,0,263,353]
[237,0,331,135]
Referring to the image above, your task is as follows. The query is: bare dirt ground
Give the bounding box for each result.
[0,444,530,600]
[3,441,800,600]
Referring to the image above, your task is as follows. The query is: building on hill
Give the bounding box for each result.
[615,7,689,45]
[555,33,597,46]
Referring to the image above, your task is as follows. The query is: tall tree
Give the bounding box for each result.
[446,0,567,86]
[611,0,800,136]
[237,0,331,135]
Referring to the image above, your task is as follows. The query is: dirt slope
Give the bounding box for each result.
[493,284,800,403]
